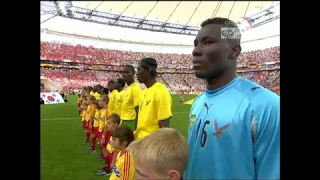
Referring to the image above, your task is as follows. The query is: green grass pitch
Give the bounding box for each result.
[41,94,197,180]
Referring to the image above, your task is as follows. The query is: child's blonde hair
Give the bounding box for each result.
[128,128,189,175]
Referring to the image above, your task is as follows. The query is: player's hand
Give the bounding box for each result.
[110,163,115,169]
[100,138,105,145]
[102,148,109,156]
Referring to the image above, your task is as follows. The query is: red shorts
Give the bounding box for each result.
[105,134,110,145]
[97,131,103,140]
[84,121,91,130]
[82,121,87,129]
[101,130,112,146]
[91,127,98,135]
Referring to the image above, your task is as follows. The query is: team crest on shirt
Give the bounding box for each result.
[213,119,231,139]
[189,115,196,127]
[108,140,112,145]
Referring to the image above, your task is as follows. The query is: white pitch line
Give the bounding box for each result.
[41,112,189,121]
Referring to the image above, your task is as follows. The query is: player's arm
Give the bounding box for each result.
[108,94,115,113]
[101,110,109,142]
[111,150,119,169]
[155,89,172,128]
[251,94,280,179]
[89,107,96,128]
[120,152,132,180]
[133,88,141,121]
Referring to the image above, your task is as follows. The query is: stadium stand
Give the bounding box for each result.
[40,42,280,95]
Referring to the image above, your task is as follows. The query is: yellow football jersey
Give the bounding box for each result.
[85,104,96,122]
[106,136,115,153]
[114,90,125,116]
[81,110,86,122]
[110,150,135,180]
[77,97,82,105]
[90,91,95,96]
[120,82,142,120]
[135,82,172,139]
[108,90,119,114]
[94,92,100,100]
[98,108,108,132]
[93,109,101,127]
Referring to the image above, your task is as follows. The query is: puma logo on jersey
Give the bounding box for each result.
[204,103,212,114]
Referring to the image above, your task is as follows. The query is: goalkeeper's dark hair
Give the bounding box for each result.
[201,17,238,28]
[201,17,241,45]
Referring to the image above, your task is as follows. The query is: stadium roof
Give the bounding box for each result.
[71,1,275,26]
[40,1,279,46]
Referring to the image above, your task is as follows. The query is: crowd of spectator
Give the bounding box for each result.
[40,41,280,94]
[41,42,279,68]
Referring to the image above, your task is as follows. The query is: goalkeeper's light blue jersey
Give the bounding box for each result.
[184,76,280,179]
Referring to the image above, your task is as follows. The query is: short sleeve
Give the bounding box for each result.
[133,87,141,107]
[155,88,172,121]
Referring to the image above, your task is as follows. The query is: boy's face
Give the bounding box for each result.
[98,98,105,107]
[134,161,181,180]
[107,119,118,131]
[112,137,122,150]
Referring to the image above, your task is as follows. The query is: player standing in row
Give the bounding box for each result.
[121,65,142,131]
[93,85,101,100]
[107,80,118,114]
[185,17,280,179]
[77,94,82,115]
[109,125,135,180]
[83,95,96,144]
[80,101,88,133]
[87,101,101,153]
[97,95,109,161]
[97,114,121,176]
[135,58,172,140]
[113,78,126,116]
